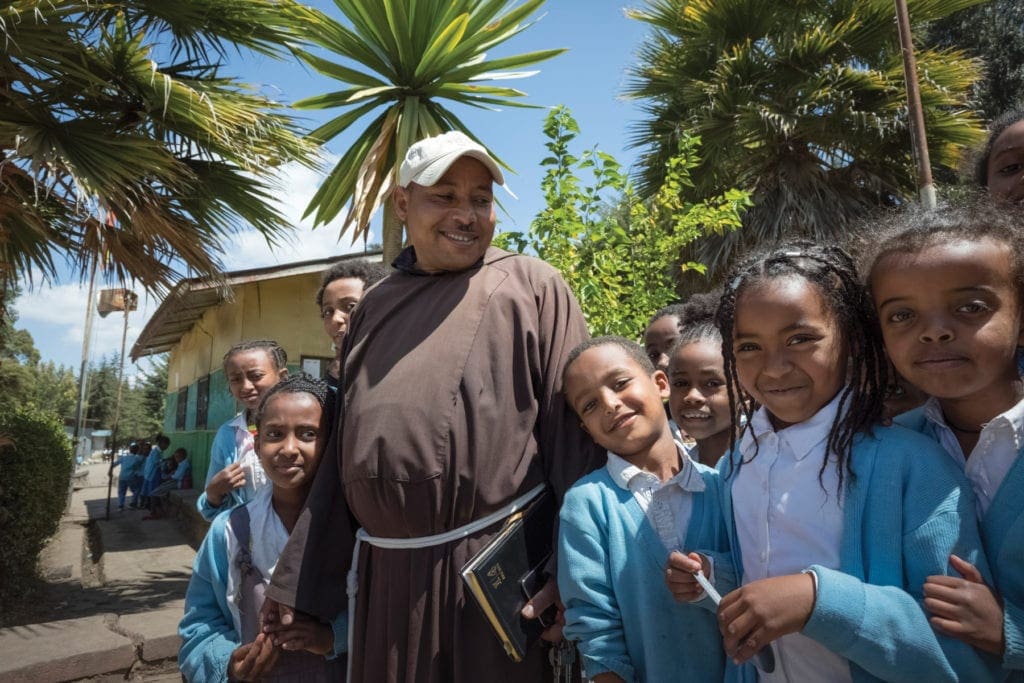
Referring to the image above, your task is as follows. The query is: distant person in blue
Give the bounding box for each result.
[110,442,143,511]
[197,340,288,521]
[557,336,733,683]
[146,448,192,520]
[180,374,345,681]
[140,435,170,509]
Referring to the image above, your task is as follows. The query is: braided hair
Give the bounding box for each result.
[222,339,287,373]
[716,241,887,493]
[254,372,332,427]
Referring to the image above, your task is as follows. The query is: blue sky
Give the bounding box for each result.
[14,1,651,375]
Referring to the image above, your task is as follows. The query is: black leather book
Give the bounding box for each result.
[460,490,555,662]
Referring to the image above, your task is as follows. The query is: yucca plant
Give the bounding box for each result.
[294,0,563,262]
[625,0,988,278]
[0,0,317,308]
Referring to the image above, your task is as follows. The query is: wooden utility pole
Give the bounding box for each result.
[894,0,937,209]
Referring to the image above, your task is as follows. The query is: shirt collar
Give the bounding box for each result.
[923,395,1024,449]
[739,389,844,461]
[392,245,486,275]
[605,441,706,493]
[229,412,249,430]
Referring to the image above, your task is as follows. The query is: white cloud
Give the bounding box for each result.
[221,157,381,270]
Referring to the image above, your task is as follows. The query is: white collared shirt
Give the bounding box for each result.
[605,441,705,553]
[922,395,1024,515]
[225,485,289,636]
[228,412,268,501]
[733,393,850,683]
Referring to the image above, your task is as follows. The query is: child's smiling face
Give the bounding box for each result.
[225,349,286,412]
[732,277,848,429]
[871,238,1024,403]
[668,339,732,441]
[256,392,324,490]
[564,344,670,459]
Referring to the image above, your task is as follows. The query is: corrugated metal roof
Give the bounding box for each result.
[131,251,383,360]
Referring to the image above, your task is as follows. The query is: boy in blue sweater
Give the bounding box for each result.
[557,336,734,682]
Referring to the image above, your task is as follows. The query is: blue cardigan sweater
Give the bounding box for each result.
[712,423,1002,682]
[558,461,743,682]
[178,509,347,681]
[196,416,254,521]
[899,408,1024,681]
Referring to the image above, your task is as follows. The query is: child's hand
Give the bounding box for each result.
[924,554,1005,655]
[270,612,334,656]
[228,633,279,680]
[205,463,246,506]
[718,573,815,664]
[665,551,710,602]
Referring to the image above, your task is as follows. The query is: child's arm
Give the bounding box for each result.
[178,513,239,681]
[799,467,1001,682]
[558,493,635,683]
[197,427,244,520]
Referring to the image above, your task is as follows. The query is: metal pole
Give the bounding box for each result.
[72,257,98,458]
[894,0,937,209]
[105,303,132,520]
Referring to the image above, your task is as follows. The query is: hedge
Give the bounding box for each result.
[0,405,74,610]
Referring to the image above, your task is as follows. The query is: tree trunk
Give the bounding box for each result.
[382,197,404,265]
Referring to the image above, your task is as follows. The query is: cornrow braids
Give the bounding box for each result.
[715,241,887,494]
[254,372,332,426]
[222,339,287,372]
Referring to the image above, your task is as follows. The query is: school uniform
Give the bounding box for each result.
[714,397,1002,682]
[559,442,739,682]
[197,413,268,521]
[140,445,164,498]
[900,398,1024,680]
[179,486,346,681]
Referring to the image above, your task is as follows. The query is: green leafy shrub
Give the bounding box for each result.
[0,405,74,610]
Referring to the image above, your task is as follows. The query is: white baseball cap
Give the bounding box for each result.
[398,131,505,188]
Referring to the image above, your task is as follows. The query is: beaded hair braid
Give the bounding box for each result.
[254,372,331,426]
[715,241,887,493]
[222,339,287,372]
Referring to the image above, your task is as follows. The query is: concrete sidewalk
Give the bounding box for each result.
[0,461,197,681]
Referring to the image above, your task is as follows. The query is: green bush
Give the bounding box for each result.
[0,405,74,610]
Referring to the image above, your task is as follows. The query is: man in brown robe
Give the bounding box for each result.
[264,132,603,682]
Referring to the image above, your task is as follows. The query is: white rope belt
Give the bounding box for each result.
[345,483,545,678]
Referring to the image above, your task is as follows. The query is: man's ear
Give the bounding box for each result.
[393,185,410,222]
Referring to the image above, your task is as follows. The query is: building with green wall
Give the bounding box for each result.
[131,251,381,486]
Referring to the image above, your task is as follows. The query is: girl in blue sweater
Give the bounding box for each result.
[709,242,999,682]
[197,340,288,521]
[180,373,345,681]
[865,203,1024,680]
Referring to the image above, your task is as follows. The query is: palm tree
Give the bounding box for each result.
[0,0,317,311]
[293,0,564,262]
[625,0,986,277]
